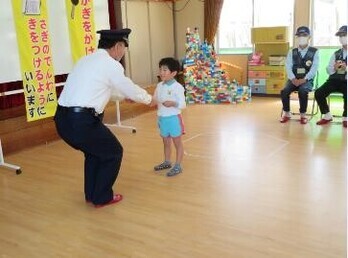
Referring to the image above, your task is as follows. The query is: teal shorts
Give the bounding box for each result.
[158,114,185,138]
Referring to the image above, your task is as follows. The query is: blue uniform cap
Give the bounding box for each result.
[295,26,310,36]
[335,25,347,36]
[97,28,131,47]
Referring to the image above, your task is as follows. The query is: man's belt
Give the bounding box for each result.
[57,105,102,117]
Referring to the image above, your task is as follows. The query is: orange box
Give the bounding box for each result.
[248,71,267,78]
[266,79,284,94]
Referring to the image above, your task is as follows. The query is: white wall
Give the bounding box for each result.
[1,0,23,83]
[148,2,175,82]
[121,1,175,86]
[174,0,204,61]
[121,1,152,85]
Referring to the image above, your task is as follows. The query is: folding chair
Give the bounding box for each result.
[327,92,344,118]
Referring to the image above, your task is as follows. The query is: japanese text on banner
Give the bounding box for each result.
[66,0,96,63]
[12,0,57,122]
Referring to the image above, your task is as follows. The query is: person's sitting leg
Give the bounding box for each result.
[297,82,313,124]
[280,80,297,123]
[341,84,347,128]
[315,80,335,125]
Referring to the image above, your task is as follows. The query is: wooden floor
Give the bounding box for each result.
[0,97,346,258]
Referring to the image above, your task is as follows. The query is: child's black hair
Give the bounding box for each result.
[159,57,181,73]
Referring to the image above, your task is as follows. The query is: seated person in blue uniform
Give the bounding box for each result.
[280,26,319,124]
[315,25,347,128]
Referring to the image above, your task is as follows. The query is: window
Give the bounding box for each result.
[217,0,294,54]
[217,1,253,54]
[312,0,347,47]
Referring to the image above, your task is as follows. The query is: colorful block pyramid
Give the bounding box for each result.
[183,27,251,104]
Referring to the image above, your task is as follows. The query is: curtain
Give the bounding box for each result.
[204,0,224,45]
[108,0,117,29]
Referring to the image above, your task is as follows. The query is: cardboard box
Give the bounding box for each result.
[251,26,289,43]
[269,55,286,66]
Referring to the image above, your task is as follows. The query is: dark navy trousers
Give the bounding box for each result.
[314,78,347,117]
[54,108,123,205]
[280,79,313,114]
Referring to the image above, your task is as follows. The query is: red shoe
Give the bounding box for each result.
[343,121,347,128]
[95,194,123,208]
[280,116,290,123]
[316,118,332,125]
[300,117,308,124]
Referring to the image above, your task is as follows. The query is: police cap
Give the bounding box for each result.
[97,28,131,47]
[335,25,347,36]
[295,26,310,36]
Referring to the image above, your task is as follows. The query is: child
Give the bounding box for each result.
[153,57,186,177]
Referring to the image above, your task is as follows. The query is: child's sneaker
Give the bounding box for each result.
[154,161,172,171]
[166,164,182,177]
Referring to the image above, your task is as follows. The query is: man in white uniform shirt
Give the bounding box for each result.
[54,28,154,208]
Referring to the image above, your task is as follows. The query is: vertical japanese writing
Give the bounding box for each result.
[24,17,55,119]
[66,0,96,63]
[12,0,57,122]
[81,0,95,55]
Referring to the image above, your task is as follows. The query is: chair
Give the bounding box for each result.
[327,92,344,118]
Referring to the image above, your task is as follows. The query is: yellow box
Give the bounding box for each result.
[266,79,285,94]
[251,26,289,43]
[267,70,286,79]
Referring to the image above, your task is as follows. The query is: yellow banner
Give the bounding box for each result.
[66,0,97,63]
[12,0,57,122]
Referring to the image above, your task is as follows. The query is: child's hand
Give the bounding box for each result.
[162,100,177,107]
[149,97,157,107]
[335,60,346,70]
